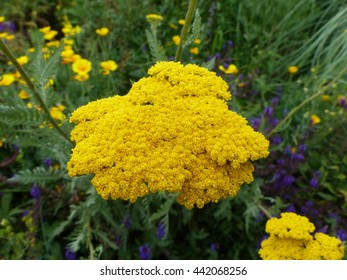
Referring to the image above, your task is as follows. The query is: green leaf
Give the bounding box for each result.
[202,57,216,70]
[0,105,45,126]
[145,29,166,62]
[9,167,66,185]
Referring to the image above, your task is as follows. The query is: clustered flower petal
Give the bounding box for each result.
[259,212,345,260]
[67,61,269,209]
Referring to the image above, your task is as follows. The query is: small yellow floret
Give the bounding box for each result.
[96,27,109,37]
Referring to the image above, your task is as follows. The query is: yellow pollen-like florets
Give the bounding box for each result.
[259,212,345,260]
[67,61,269,209]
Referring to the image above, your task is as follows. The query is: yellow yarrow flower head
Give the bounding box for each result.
[288,66,299,74]
[259,212,345,260]
[67,61,269,209]
[96,27,109,37]
[72,58,92,75]
[265,212,315,240]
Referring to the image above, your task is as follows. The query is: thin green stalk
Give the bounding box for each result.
[174,0,198,62]
[258,204,272,219]
[268,65,347,137]
[0,39,73,145]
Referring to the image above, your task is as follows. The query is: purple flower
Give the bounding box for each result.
[298,144,307,153]
[250,117,261,130]
[210,243,220,252]
[338,97,347,109]
[271,97,280,106]
[269,118,279,127]
[337,229,347,241]
[263,106,274,117]
[284,145,291,155]
[22,209,30,217]
[43,158,53,168]
[276,86,283,95]
[139,244,151,260]
[214,52,221,59]
[30,184,41,199]
[309,177,319,188]
[156,221,166,240]
[286,204,296,212]
[65,247,76,260]
[227,40,233,47]
[283,174,295,186]
[291,152,305,161]
[271,135,282,145]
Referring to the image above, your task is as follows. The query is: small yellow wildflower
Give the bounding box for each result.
[96,27,109,37]
[18,90,30,100]
[178,19,185,25]
[46,40,60,47]
[45,79,54,89]
[172,35,180,45]
[146,14,163,23]
[67,61,269,209]
[194,39,201,44]
[322,94,330,102]
[50,105,66,121]
[0,16,5,23]
[0,32,15,40]
[74,73,89,82]
[28,47,35,53]
[189,47,199,55]
[63,38,74,45]
[44,30,58,41]
[310,114,320,125]
[39,26,51,34]
[219,64,239,75]
[72,58,92,75]
[100,60,118,75]
[17,56,29,66]
[5,34,15,40]
[288,66,299,74]
[0,73,15,86]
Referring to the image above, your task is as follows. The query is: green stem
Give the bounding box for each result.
[258,204,272,219]
[174,0,198,62]
[268,66,347,137]
[0,39,73,145]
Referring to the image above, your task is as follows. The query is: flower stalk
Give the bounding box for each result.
[174,0,198,62]
[0,39,72,145]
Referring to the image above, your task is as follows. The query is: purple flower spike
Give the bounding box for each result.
[30,184,41,199]
[139,244,151,260]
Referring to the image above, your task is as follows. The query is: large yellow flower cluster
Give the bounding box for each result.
[67,61,269,209]
[259,212,345,260]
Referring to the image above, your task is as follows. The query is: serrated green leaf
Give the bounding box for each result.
[202,57,216,70]
[9,166,66,185]
[0,105,45,126]
[145,29,166,62]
